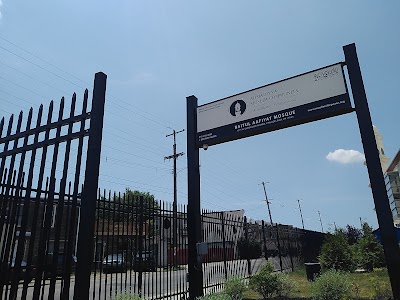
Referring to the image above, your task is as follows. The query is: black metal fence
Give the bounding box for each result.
[0,72,325,299]
[91,191,189,300]
[201,210,304,295]
[0,72,106,300]
[1,178,320,300]
[89,195,310,300]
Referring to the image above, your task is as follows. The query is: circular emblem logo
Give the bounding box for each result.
[230,100,246,117]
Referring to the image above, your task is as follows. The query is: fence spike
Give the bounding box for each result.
[83,89,89,113]
[26,108,33,129]
[47,101,54,123]
[0,117,4,136]
[70,93,77,115]
[59,97,65,117]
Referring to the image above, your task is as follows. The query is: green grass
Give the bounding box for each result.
[243,267,391,299]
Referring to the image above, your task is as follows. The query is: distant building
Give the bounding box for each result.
[373,125,390,173]
[385,149,400,225]
[371,126,400,225]
[202,210,244,260]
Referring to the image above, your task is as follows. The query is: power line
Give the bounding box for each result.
[0,44,86,89]
[0,88,37,106]
[102,145,167,166]
[105,124,170,151]
[0,37,178,130]
[0,75,50,100]
[0,36,89,86]
[103,133,166,157]
[0,60,72,96]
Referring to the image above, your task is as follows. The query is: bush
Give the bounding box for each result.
[223,276,247,300]
[248,261,296,300]
[276,273,297,298]
[319,232,355,272]
[249,271,279,300]
[114,292,143,300]
[311,269,352,300]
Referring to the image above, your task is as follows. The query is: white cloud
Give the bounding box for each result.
[326,149,365,164]
[0,1,3,20]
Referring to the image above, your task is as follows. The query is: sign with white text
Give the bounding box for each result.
[196,63,352,147]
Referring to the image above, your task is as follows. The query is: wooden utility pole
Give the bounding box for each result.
[261,181,283,271]
[318,211,324,233]
[165,129,184,267]
[297,199,305,230]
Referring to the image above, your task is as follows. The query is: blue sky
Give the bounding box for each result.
[0,1,399,232]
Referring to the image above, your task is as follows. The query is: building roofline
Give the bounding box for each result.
[387,148,400,172]
[202,209,244,215]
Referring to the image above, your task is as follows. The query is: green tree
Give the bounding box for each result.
[319,231,355,272]
[341,224,362,245]
[353,223,385,271]
[124,188,158,209]
[97,188,159,222]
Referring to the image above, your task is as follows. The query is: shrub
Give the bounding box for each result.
[319,232,355,272]
[114,292,143,300]
[249,271,279,300]
[258,261,274,274]
[311,269,352,300]
[223,276,247,300]
[249,262,284,299]
[276,273,297,298]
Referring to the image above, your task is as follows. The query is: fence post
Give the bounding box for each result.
[288,229,294,271]
[137,195,144,297]
[275,224,283,272]
[244,217,251,276]
[261,220,267,260]
[74,72,107,299]
[220,212,228,280]
[186,95,203,300]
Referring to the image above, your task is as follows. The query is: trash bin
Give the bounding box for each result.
[304,262,321,281]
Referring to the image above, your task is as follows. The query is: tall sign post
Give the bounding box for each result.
[186,95,204,299]
[344,43,400,299]
[186,43,400,299]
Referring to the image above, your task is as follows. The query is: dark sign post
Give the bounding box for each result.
[186,95,204,299]
[344,43,400,299]
[186,43,400,300]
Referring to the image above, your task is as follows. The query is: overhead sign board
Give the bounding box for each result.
[196,63,353,147]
